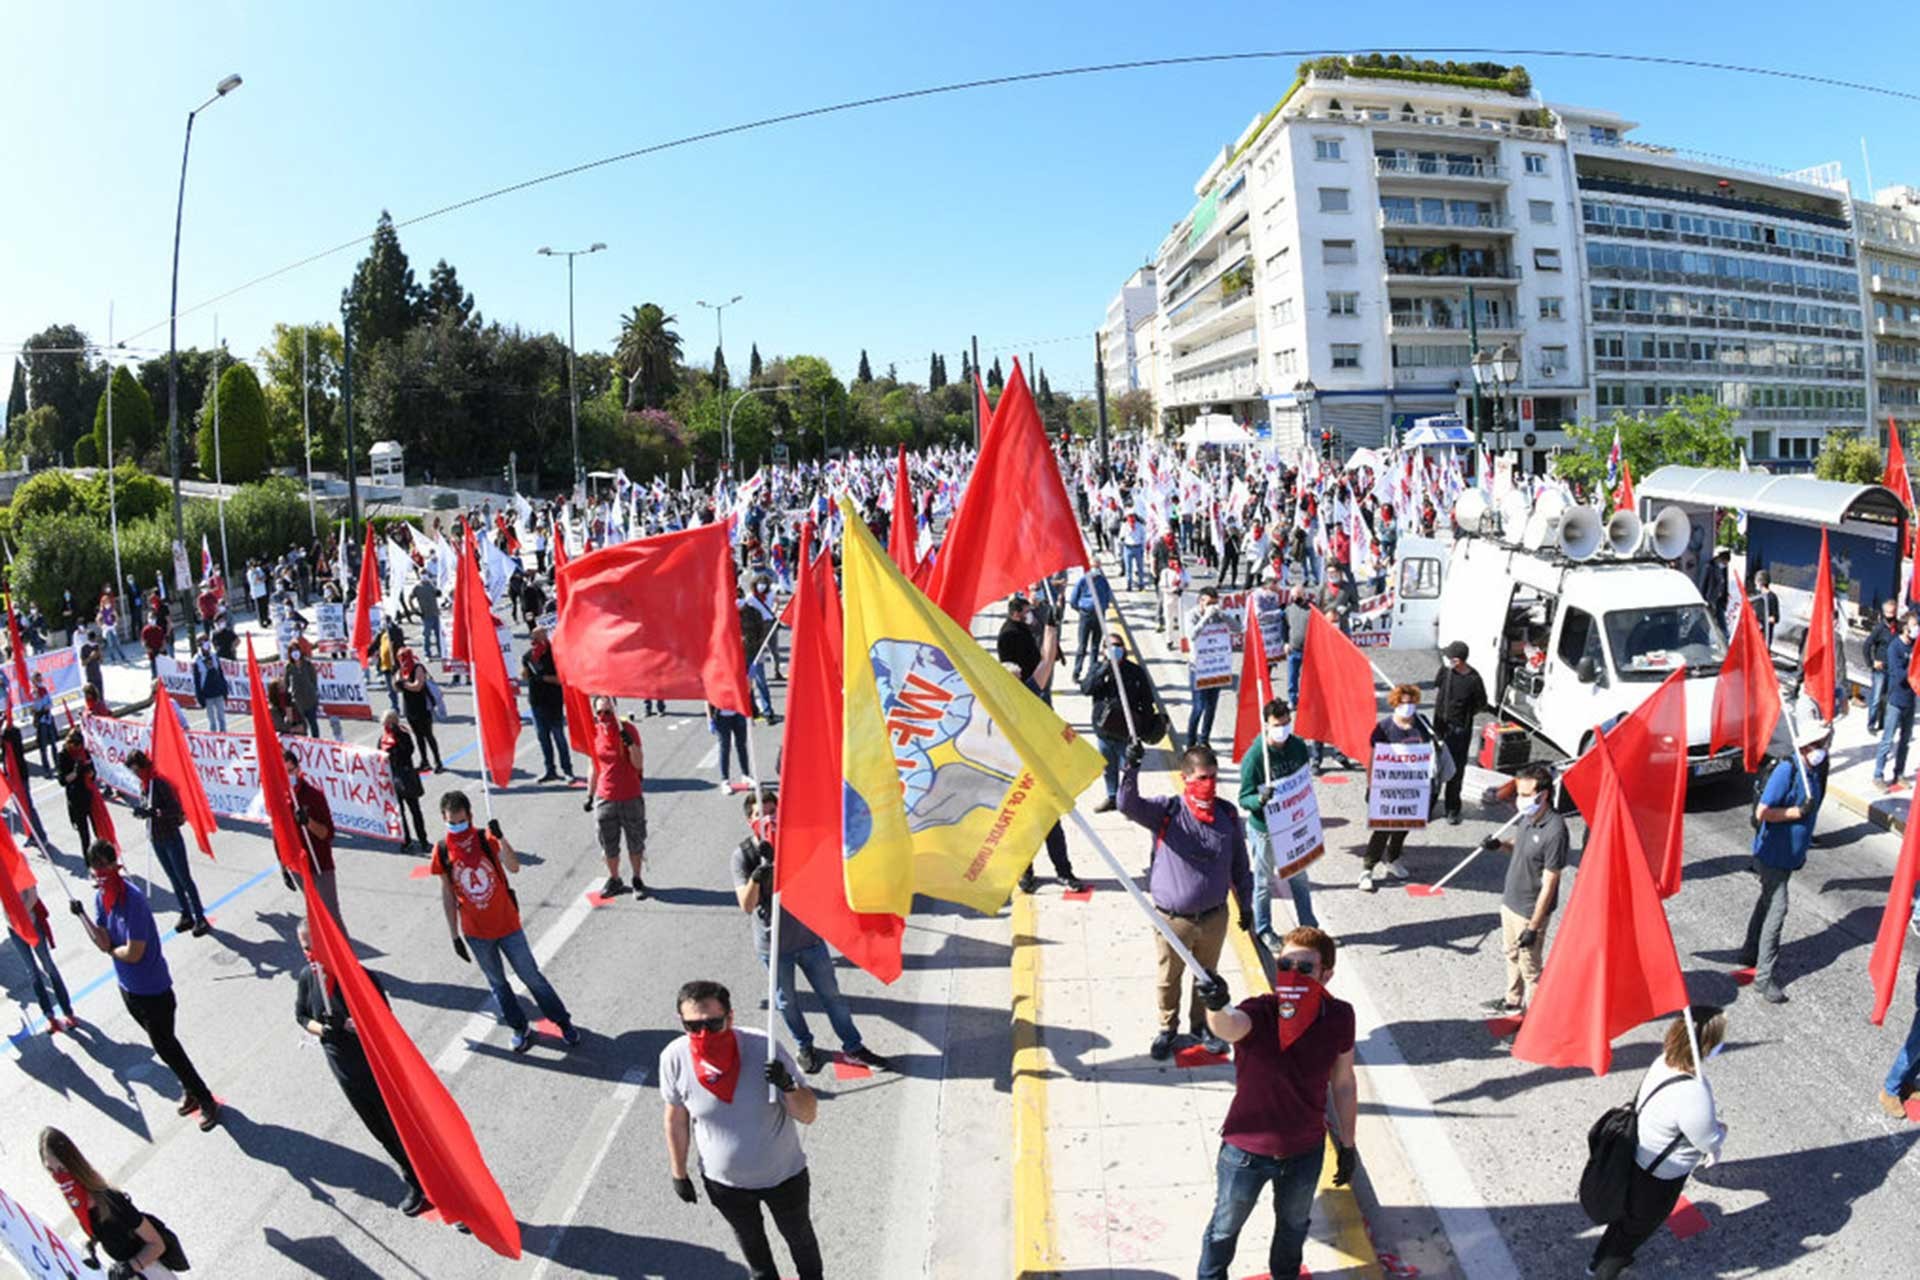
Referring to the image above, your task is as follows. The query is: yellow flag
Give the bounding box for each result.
[839,498,1103,915]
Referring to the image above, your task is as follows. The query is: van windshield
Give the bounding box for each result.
[1603,605,1727,681]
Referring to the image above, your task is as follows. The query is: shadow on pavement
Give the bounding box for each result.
[220,1104,411,1205]
[10,1026,153,1140]
[520,1224,742,1278]
[463,1025,676,1086]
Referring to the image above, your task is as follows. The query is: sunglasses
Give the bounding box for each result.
[681,1015,728,1033]
[1275,957,1317,977]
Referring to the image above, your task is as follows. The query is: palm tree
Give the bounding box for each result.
[615,304,683,410]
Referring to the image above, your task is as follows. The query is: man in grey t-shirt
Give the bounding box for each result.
[661,979,823,1280]
[1482,764,1568,1017]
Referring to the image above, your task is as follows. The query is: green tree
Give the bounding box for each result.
[1813,431,1885,484]
[10,469,91,522]
[73,435,99,466]
[928,351,945,389]
[14,405,62,466]
[91,366,156,465]
[1112,388,1156,434]
[340,211,424,351]
[88,464,168,523]
[136,348,218,466]
[422,258,478,329]
[197,363,272,483]
[857,350,873,384]
[12,512,114,618]
[748,343,763,384]
[987,356,1003,391]
[1552,396,1740,500]
[257,322,344,472]
[711,345,729,393]
[18,324,104,458]
[5,360,25,428]
[614,304,682,410]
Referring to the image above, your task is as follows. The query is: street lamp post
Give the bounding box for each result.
[166,72,240,649]
[537,242,607,492]
[696,296,742,386]
[724,383,799,469]
[1292,379,1319,458]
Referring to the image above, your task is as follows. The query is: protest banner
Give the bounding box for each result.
[1368,740,1434,830]
[1190,620,1236,690]
[315,602,347,643]
[83,714,402,842]
[25,646,82,700]
[1348,588,1397,650]
[437,615,517,683]
[1251,593,1286,655]
[154,654,372,721]
[1178,588,1250,652]
[0,1178,90,1280]
[1264,766,1326,881]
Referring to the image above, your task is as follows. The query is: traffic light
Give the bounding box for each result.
[1320,429,1333,460]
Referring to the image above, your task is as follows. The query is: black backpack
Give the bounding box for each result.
[1578,1076,1689,1225]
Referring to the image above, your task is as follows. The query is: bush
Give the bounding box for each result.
[221,476,310,565]
[430,491,459,510]
[10,471,92,525]
[13,513,115,617]
[89,464,169,524]
[73,436,99,467]
[197,364,271,484]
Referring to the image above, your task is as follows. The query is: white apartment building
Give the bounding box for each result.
[1099,266,1158,402]
[1130,305,1168,433]
[1154,152,1263,429]
[1857,187,1920,441]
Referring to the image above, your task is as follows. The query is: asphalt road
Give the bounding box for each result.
[0,636,1007,1278]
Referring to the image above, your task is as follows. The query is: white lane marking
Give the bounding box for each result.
[430,877,601,1074]
[698,745,718,769]
[1338,946,1524,1280]
[524,1063,652,1280]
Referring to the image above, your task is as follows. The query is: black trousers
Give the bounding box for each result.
[1590,1162,1688,1276]
[704,1168,823,1280]
[1026,822,1075,880]
[121,988,211,1104]
[407,715,444,770]
[1364,830,1409,871]
[332,1055,419,1190]
[398,794,429,847]
[1439,727,1473,815]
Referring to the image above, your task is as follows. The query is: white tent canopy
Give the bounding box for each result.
[1180,414,1252,447]
[1403,415,1473,448]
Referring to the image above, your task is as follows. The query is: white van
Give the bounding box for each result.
[1391,531,1745,779]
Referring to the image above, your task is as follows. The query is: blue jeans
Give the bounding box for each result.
[715,712,749,779]
[1870,667,1891,727]
[1286,649,1303,705]
[467,928,571,1034]
[202,695,228,733]
[1121,543,1146,589]
[749,660,774,718]
[1251,836,1319,935]
[1187,678,1221,747]
[1888,967,1920,1096]
[1877,701,1914,782]
[761,939,864,1054]
[152,828,206,924]
[1073,611,1101,680]
[9,929,71,1020]
[1197,1140,1325,1280]
[531,703,573,777]
[1097,736,1123,800]
[421,618,442,659]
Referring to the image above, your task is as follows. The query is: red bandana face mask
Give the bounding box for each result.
[749,814,776,847]
[1272,971,1325,1050]
[1183,776,1217,824]
[52,1169,91,1238]
[94,866,125,914]
[688,1027,741,1103]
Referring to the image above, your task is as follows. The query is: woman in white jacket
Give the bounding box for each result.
[1590,1005,1729,1278]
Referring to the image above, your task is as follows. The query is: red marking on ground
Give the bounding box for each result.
[568,779,589,788]
[1319,775,1350,786]
[409,864,435,880]
[1666,1195,1710,1240]
[1062,888,1094,901]
[725,781,751,794]
[585,891,620,907]
[1174,1044,1230,1068]
[1485,1015,1524,1038]
[531,1019,563,1039]
[831,1054,872,1081]
[1731,967,1756,987]
[1906,1096,1920,1122]
[1404,884,1444,898]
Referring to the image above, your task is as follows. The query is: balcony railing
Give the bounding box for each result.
[1168,287,1252,336]
[1387,314,1517,332]
[1877,316,1920,340]
[1171,325,1259,375]
[1375,156,1507,181]
[1873,273,1920,301]
[1168,358,1260,406]
[1289,107,1556,144]
[1383,257,1520,281]
[1379,208,1513,231]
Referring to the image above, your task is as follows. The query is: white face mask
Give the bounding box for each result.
[1804,748,1827,768]
[1393,703,1415,723]
[1518,792,1544,815]
[1267,725,1291,745]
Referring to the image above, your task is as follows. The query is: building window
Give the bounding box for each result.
[1538,296,1564,321]
[1266,247,1292,277]
[1331,343,1361,369]
[1323,239,1356,265]
[1534,248,1563,271]
[1541,345,1568,375]
[1315,137,1343,161]
[1524,152,1547,176]
[1328,291,1358,316]
[1529,200,1555,225]
[1318,187,1350,214]
[1272,298,1296,326]
[1273,348,1299,378]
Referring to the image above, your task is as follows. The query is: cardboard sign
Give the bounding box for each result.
[83,713,403,842]
[1178,588,1250,651]
[154,654,373,721]
[1190,621,1236,690]
[0,1181,87,1280]
[1368,740,1434,830]
[315,602,347,642]
[1250,591,1287,654]
[1348,588,1397,649]
[1264,765,1325,881]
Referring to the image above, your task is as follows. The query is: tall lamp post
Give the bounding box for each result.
[724,383,799,470]
[1472,343,1521,459]
[537,242,607,492]
[166,72,241,648]
[1292,379,1320,458]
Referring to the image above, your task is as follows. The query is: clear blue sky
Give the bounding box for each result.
[5,2,1918,401]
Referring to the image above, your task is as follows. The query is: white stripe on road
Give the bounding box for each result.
[522,1063,652,1280]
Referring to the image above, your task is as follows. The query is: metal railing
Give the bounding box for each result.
[1375,155,1507,180]
[1379,207,1512,230]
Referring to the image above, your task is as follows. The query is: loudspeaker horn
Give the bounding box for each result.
[1559,505,1603,561]
[1604,509,1643,557]
[1497,492,1532,543]
[1453,489,1488,531]
[1521,489,1568,551]
[1646,506,1690,561]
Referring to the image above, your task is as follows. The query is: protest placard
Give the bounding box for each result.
[1264,766,1325,881]
[1178,588,1250,652]
[1368,740,1434,829]
[0,1180,88,1280]
[1190,621,1236,690]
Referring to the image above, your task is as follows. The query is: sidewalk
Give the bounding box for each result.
[1012,562,1391,1279]
[1821,699,1919,835]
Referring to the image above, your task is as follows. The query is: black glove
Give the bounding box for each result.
[1196,970,1231,1011]
[452,937,471,964]
[1332,1140,1358,1187]
[106,1263,137,1280]
[281,869,299,892]
[751,859,773,887]
[583,796,595,813]
[1236,905,1254,933]
[294,806,308,826]
[487,818,503,839]
[1124,740,1145,767]
[1479,836,1503,852]
[764,1058,797,1093]
[67,899,84,917]
[130,804,151,820]
[1517,927,1539,948]
[672,1175,698,1204]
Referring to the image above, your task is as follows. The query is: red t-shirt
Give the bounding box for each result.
[1220,992,1356,1159]
[432,832,521,940]
[293,777,336,874]
[141,622,166,656]
[591,718,643,802]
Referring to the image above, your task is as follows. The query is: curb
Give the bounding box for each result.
[1827,776,1908,836]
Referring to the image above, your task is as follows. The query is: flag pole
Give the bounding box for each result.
[1774,683,1815,797]
[1681,1002,1707,1087]
[1068,809,1207,974]
[741,714,781,1102]
[1414,810,1526,896]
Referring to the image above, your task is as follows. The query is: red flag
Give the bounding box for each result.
[551,520,753,714]
[549,518,596,758]
[298,871,521,1257]
[151,683,217,858]
[449,540,473,667]
[1232,596,1275,764]
[86,778,118,853]
[1611,458,1637,516]
[1869,801,1920,1025]
[924,361,1088,626]
[888,445,918,576]
[1562,669,1687,898]
[775,524,904,983]
[1293,607,1375,764]
[1805,529,1836,721]
[1512,747,1690,1075]
[460,524,521,789]
[1908,516,1920,611]
[1885,415,1914,514]
[0,803,39,947]
[6,604,28,705]
[350,523,380,667]
[245,638,309,875]
[1710,590,1781,772]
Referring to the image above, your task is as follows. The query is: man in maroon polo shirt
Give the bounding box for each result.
[1192,926,1358,1280]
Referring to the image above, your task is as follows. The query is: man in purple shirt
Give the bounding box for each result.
[1118,742,1254,1061]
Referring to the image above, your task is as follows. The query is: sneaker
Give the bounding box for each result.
[191,919,212,938]
[1061,875,1087,894]
[176,1095,202,1117]
[796,1045,826,1074]
[630,877,650,900]
[1447,812,1462,826]
[401,1187,432,1217]
[1879,1089,1907,1118]
[1379,863,1408,882]
[1757,982,1789,1004]
[1358,870,1376,893]
[511,1028,536,1054]
[599,876,628,899]
[173,915,195,934]
[560,1023,582,1048]
[848,1047,893,1071]
[1149,1029,1177,1061]
[1199,1033,1231,1058]
[1092,797,1117,813]
[1017,871,1038,894]
[537,771,560,783]
[197,1099,221,1131]
[1735,952,1758,969]
[1481,998,1523,1014]
[1258,929,1285,953]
